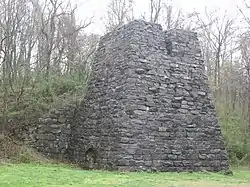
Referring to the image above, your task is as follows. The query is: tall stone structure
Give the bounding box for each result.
[69,20,230,172]
[18,20,229,172]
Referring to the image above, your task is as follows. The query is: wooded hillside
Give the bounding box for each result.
[0,0,250,166]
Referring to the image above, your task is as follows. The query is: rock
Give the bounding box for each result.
[159,127,167,132]
[174,96,183,101]
[135,68,147,74]
[198,91,206,96]
[148,87,159,93]
[0,133,5,141]
[223,170,234,176]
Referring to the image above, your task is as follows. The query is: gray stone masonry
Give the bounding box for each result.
[19,105,75,161]
[69,20,230,171]
[19,20,230,172]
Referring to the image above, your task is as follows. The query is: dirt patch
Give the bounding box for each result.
[0,135,50,164]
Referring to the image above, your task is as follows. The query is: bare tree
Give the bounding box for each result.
[0,0,35,133]
[237,2,250,137]
[239,32,250,130]
[104,0,134,32]
[0,0,94,133]
[163,5,198,30]
[196,8,236,96]
[145,0,198,30]
[149,0,163,23]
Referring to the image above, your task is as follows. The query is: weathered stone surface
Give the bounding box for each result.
[69,20,229,172]
[15,104,75,161]
[19,20,229,172]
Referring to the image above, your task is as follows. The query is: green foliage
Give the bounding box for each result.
[0,72,89,123]
[0,164,249,187]
[217,102,250,166]
[34,75,83,98]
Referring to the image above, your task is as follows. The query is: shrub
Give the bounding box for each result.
[217,102,250,166]
[0,72,89,122]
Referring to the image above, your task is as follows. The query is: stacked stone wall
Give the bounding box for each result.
[19,20,229,172]
[70,20,229,171]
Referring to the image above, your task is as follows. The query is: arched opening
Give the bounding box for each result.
[85,147,97,169]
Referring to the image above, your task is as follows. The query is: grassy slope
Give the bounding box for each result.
[0,164,250,187]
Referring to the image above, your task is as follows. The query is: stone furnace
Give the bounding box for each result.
[69,20,230,172]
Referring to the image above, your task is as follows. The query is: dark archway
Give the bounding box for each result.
[85,147,97,169]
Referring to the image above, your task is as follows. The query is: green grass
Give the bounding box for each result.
[0,164,250,187]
